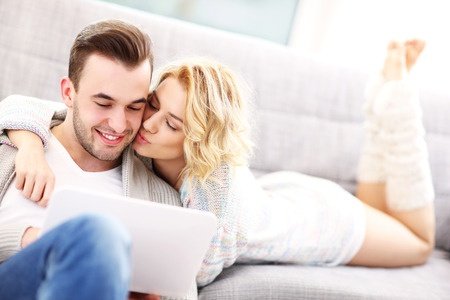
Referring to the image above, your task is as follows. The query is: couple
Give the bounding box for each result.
[0,19,435,299]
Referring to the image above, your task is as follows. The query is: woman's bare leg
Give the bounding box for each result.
[349,203,434,267]
[351,40,435,267]
[356,183,386,212]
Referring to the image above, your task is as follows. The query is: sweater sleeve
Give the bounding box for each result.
[0,142,33,263]
[0,95,65,148]
[0,222,32,263]
[180,164,249,287]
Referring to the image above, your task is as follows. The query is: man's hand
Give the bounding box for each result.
[10,130,55,207]
[21,227,41,248]
[128,292,160,300]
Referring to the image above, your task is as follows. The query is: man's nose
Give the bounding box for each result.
[109,109,128,133]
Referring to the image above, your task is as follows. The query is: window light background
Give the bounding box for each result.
[100,0,449,93]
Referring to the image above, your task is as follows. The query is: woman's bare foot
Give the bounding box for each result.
[405,39,425,71]
[382,41,406,81]
[382,39,425,81]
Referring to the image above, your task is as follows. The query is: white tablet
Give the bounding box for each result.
[43,187,217,297]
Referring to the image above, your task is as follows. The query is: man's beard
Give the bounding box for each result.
[72,100,128,161]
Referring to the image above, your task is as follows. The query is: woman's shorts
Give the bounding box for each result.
[240,171,366,266]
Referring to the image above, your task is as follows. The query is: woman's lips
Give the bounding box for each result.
[136,131,150,144]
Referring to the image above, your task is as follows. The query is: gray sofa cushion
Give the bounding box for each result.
[200,250,450,299]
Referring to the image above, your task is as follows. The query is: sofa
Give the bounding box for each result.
[1,0,450,299]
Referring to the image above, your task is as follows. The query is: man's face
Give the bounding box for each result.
[69,54,151,161]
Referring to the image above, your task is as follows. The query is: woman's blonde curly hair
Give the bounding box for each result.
[153,58,253,184]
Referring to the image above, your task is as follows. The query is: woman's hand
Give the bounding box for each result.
[9,130,55,207]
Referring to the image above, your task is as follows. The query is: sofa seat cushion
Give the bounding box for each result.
[199,250,450,299]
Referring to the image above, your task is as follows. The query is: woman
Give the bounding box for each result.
[1,40,435,287]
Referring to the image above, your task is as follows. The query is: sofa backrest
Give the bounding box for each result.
[1,0,449,251]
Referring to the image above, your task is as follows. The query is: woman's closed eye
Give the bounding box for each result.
[166,120,176,131]
[148,99,159,111]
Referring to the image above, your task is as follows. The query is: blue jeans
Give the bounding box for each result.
[0,214,131,300]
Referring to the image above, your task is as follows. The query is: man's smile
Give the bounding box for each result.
[95,129,126,146]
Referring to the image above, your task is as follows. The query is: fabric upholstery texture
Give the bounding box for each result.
[1,0,449,298]
[200,250,450,300]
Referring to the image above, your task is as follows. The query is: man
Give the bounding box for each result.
[0,20,182,300]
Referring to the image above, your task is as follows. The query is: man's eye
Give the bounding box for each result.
[128,105,144,111]
[96,102,110,108]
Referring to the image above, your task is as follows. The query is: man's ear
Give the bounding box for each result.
[60,77,75,107]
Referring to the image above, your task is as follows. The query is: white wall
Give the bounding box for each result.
[289,0,450,92]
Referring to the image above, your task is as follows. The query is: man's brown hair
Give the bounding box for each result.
[68,20,153,91]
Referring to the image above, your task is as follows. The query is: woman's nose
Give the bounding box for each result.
[142,111,159,134]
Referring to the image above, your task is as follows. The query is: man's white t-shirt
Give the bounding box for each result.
[0,133,123,228]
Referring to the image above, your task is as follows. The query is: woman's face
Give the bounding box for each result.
[132,76,186,163]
